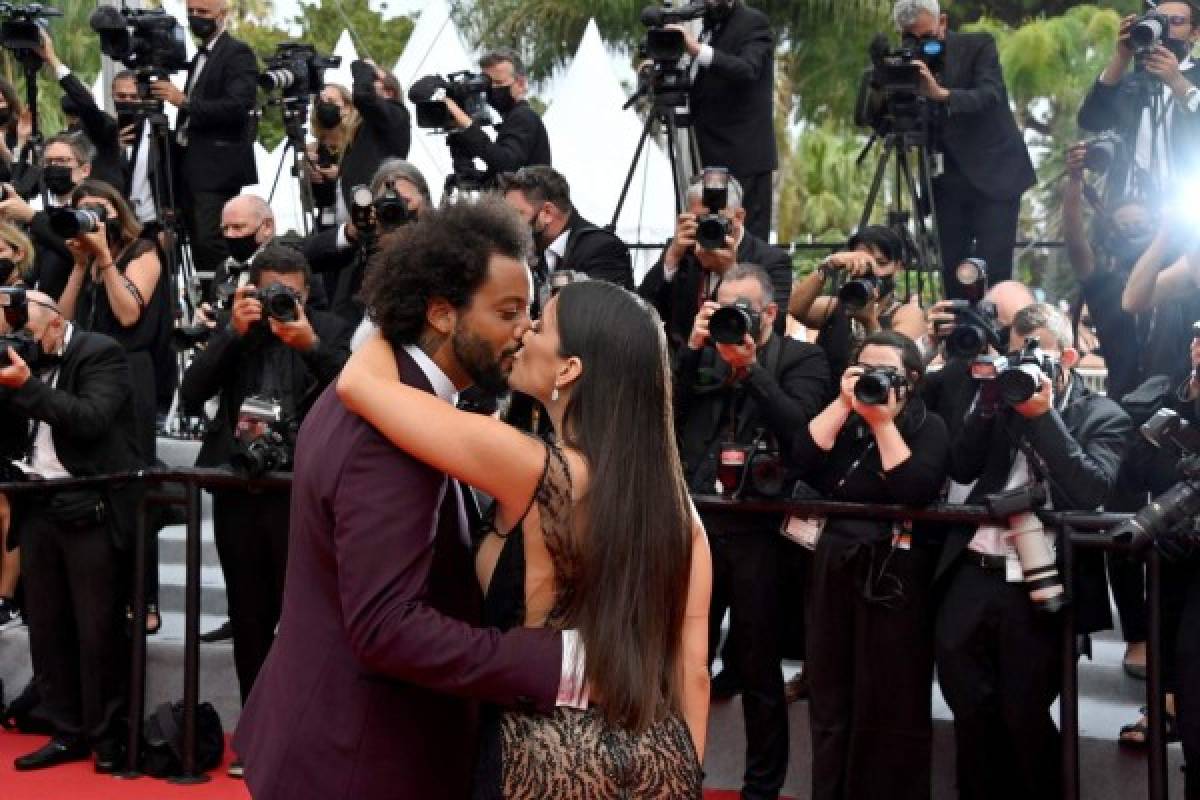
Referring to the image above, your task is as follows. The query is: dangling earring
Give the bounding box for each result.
[551,386,560,403]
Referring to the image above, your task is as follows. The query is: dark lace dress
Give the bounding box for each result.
[471,441,703,800]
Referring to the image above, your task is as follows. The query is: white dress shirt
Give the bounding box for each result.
[19,324,74,480]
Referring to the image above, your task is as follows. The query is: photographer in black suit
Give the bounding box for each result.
[1078,2,1200,199]
[442,48,551,185]
[498,165,633,291]
[0,291,141,773]
[180,245,349,774]
[151,0,258,275]
[640,172,792,352]
[893,0,1036,296]
[935,303,1130,800]
[674,263,830,800]
[672,0,777,240]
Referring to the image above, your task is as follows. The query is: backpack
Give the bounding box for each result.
[140,700,225,779]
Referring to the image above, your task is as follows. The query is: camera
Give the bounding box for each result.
[249,284,302,324]
[90,6,186,75]
[838,274,884,311]
[638,2,705,61]
[971,336,1059,405]
[47,204,108,240]
[982,484,1064,612]
[718,428,786,499]
[0,330,36,367]
[409,70,491,131]
[1109,409,1200,551]
[349,183,416,243]
[709,298,762,346]
[0,285,28,333]
[1083,133,1122,175]
[258,42,341,99]
[696,166,732,250]
[855,365,907,405]
[0,3,59,58]
[855,32,946,138]
[230,395,295,478]
[1130,10,1170,61]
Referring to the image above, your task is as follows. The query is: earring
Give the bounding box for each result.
[551,387,560,403]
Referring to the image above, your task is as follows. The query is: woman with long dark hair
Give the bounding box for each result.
[792,330,949,800]
[337,279,711,798]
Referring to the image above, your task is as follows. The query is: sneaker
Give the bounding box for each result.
[0,599,22,631]
[199,620,233,643]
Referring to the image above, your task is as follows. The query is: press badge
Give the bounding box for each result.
[781,515,825,549]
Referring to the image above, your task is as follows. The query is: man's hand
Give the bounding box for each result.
[838,365,863,410]
[194,302,218,331]
[854,382,905,429]
[118,123,138,148]
[716,334,757,370]
[665,212,698,268]
[926,299,958,346]
[1117,14,1137,59]
[230,285,263,337]
[0,186,34,224]
[1144,44,1192,95]
[1065,141,1088,182]
[1012,373,1054,418]
[665,24,701,57]
[915,61,950,102]
[823,250,877,278]
[443,97,471,130]
[33,29,60,71]
[687,300,719,350]
[269,304,318,352]
[0,346,30,388]
[696,233,737,275]
[150,80,186,109]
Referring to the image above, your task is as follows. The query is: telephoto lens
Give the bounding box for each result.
[48,205,107,239]
[708,301,761,346]
[996,364,1043,405]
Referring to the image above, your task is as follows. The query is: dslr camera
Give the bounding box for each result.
[695,166,733,250]
[248,284,303,324]
[1109,408,1200,551]
[1130,9,1170,65]
[971,336,1060,405]
[258,42,341,99]
[855,31,945,137]
[409,71,491,131]
[0,287,35,365]
[709,297,762,346]
[855,365,908,405]
[349,183,416,243]
[47,203,108,240]
[942,258,1005,359]
[230,395,295,478]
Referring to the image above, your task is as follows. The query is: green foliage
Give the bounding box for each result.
[948,0,1139,28]
[775,121,868,248]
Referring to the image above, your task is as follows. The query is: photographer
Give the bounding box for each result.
[671,0,777,240]
[674,262,830,800]
[150,0,258,274]
[1078,2,1200,198]
[792,330,948,800]
[934,303,1130,799]
[442,48,551,185]
[0,76,31,191]
[498,165,633,291]
[639,172,792,351]
[303,158,431,325]
[0,290,142,772]
[179,244,350,756]
[788,225,926,379]
[892,0,1036,295]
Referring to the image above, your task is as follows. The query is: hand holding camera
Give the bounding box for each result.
[231,285,263,337]
[686,299,717,350]
[850,365,908,426]
[666,212,698,268]
[0,184,33,224]
[268,302,316,352]
[149,78,184,109]
[0,342,30,389]
[231,284,314,350]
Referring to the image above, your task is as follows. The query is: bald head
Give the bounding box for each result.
[221,195,275,244]
[23,290,64,349]
[984,281,1036,327]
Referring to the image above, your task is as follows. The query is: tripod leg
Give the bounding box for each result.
[664,114,687,216]
[611,111,656,230]
[858,137,895,230]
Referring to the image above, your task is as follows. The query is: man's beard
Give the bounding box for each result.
[452,323,517,397]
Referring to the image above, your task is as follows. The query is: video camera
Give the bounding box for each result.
[0,2,59,61]
[230,395,296,478]
[971,336,1060,405]
[709,297,762,346]
[259,42,340,99]
[46,204,108,240]
[855,32,946,138]
[638,2,705,61]
[408,71,491,131]
[696,166,733,250]
[1109,408,1200,552]
[90,6,186,76]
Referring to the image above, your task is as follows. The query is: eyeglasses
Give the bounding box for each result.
[44,158,76,168]
[1167,14,1191,26]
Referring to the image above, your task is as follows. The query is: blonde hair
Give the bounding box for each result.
[0,220,34,283]
[311,84,361,156]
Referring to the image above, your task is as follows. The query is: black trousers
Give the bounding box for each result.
[20,507,126,743]
[212,488,290,705]
[806,534,935,800]
[1175,558,1200,799]
[186,189,236,275]
[704,515,788,800]
[935,561,1062,800]
[933,170,1021,298]
[738,170,774,243]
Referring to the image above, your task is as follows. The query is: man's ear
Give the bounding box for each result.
[426,297,457,337]
[1060,346,1080,371]
[733,207,747,226]
[938,13,949,37]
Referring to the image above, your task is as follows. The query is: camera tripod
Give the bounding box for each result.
[264,96,318,237]
[441,133,488,204]
[855,126,943,299]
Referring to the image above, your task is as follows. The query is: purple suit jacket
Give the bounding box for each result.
[235,348,563,800]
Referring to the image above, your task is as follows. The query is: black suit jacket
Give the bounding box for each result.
[548,211,633,290]
[0,329,142,549]
[28,209,75,301]
[936,31,1036,200]
[176,31,259,195]
[1077,62,1200,194]
[455,101,551,184]
[940,377,1132,634]
[338,61,412,211]
[301,227,364,324]
[180,308,352,468]
[60,73,125,190]
[689,1,778,177]
[638,230,793,350]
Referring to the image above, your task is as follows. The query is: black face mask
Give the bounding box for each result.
[224,228,262,265]
[315,101,342,128]
[104,218,123,248]
[0,109,12,128]
[487,85,517,115]
[1167,37,1193,63]
[0,257,16,284]
[43,165,75,197]
[188,15,217,41]
[878,274,896,298]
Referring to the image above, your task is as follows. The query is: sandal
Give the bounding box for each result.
[1118,706,1180,747]
[125,604,163,636]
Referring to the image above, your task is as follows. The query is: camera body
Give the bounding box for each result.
[838,273,883,311]
[258,42,341,99]
[944,298,1004,360]
[855,365,907,405]
[0,3,59,55]
[696,166,733,250]
[90,6,186,76]
[855,32,946,137]
[1083,133,1122,175]
[639,2,706,61]
[709,298,762,346]
[349,183,417,243]
[47,204,108,240]
[230,395,295,478]
[249,284,303,324]
[0,330,37,367]
[1130,10,1170,62]
[410,70,491,130]
[971,336,1060,405]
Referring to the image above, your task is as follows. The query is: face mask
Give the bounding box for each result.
[43,165,75,197]
[878,275,896,298]
[0,109,12,128]
[315,101,342,128]
[487,85,517,115]
[105,218,123,248]
[1167,37,1193,63]
[188,15,217,41]
[0,257,15,284]
[224,229,261,264]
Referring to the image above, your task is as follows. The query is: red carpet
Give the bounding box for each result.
[1,729,792,799]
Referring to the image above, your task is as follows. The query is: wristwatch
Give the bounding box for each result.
[1184,85,1200,113]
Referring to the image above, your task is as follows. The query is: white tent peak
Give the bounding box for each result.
[322,29,360,90]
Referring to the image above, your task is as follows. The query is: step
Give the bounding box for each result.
[157,564,228,617]
[157,525,221,567]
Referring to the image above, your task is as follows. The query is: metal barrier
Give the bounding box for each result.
[0,472,1175,796]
